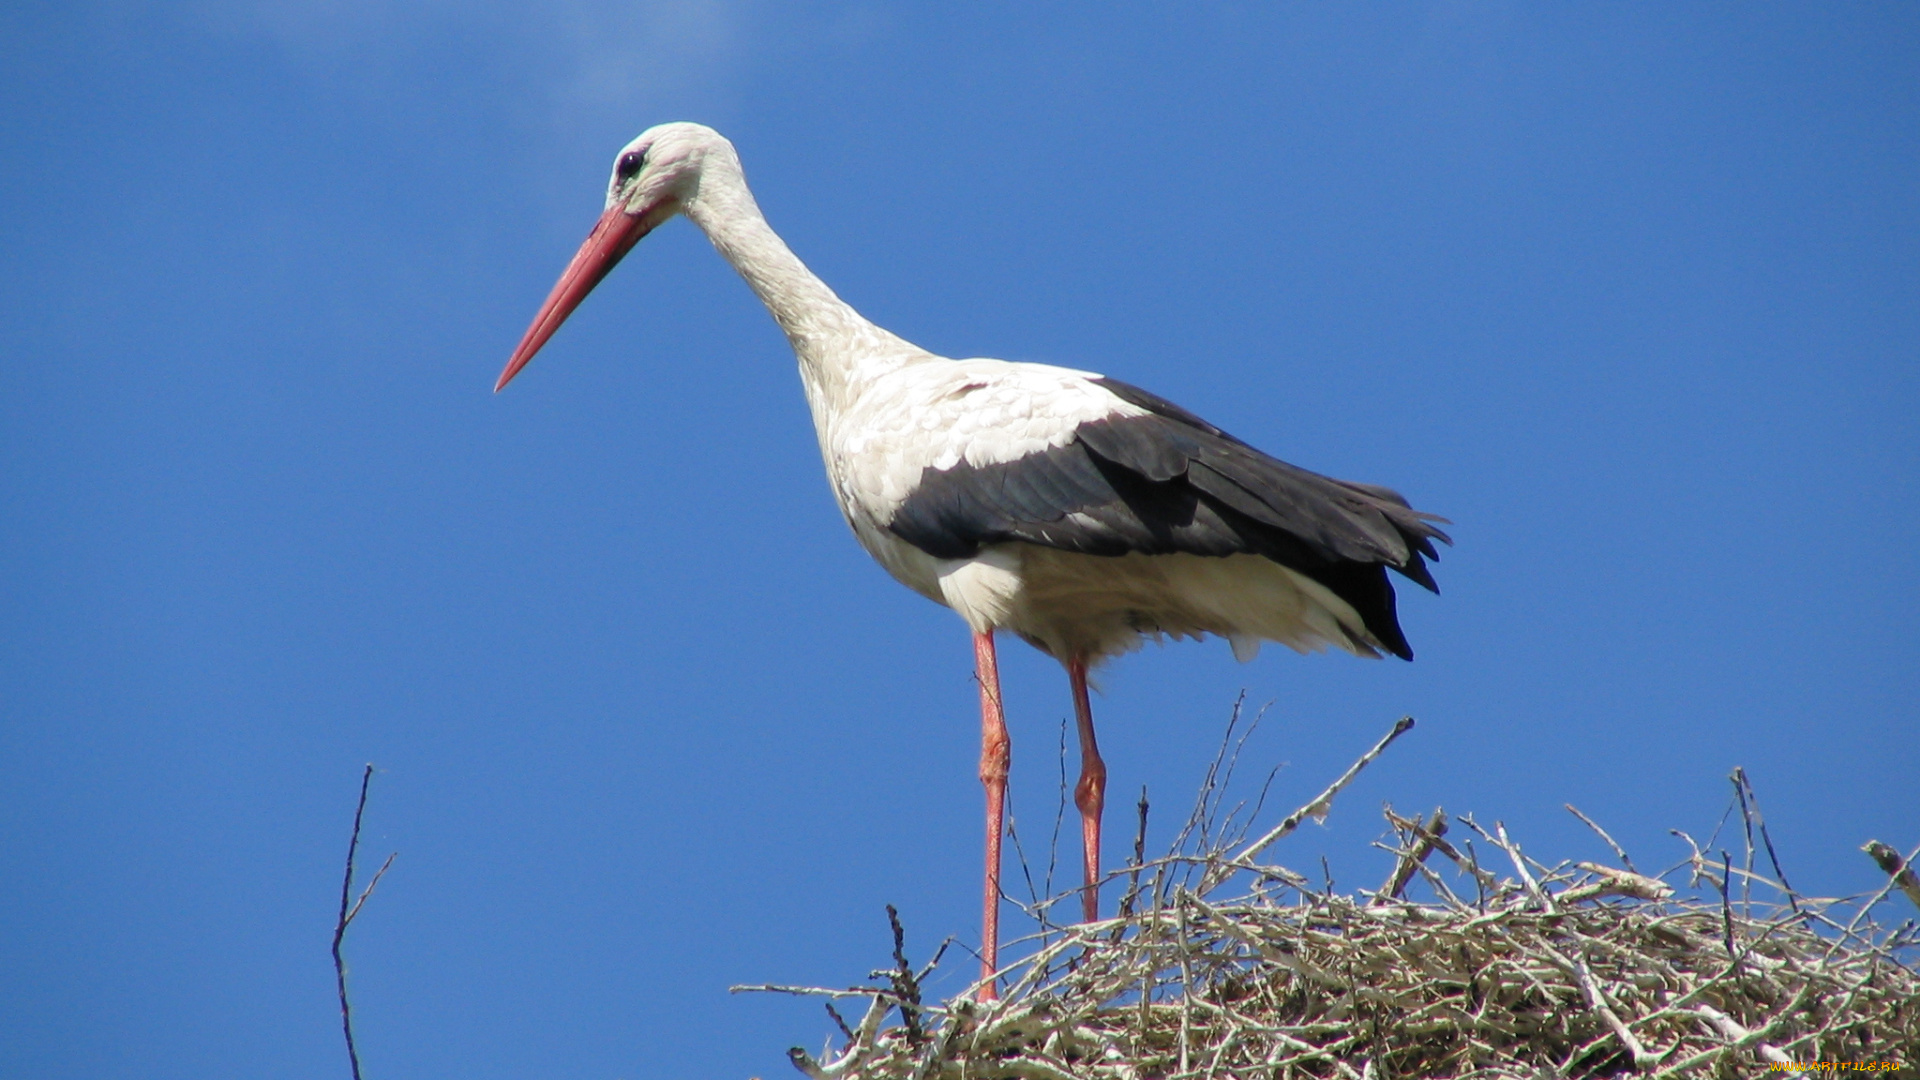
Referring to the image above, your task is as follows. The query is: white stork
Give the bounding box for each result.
[496,123,1447,996]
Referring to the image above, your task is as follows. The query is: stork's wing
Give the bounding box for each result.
[884,375,1449,658]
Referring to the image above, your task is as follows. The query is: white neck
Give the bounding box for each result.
[681,151,930,414]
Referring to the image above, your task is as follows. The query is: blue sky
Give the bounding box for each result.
[3,3,1915,1077]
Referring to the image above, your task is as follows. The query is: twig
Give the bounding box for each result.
[1376,806,1447,903]
[1537,937,1666,1071]
[1395,810,1496,896]
[1861,840,1920,917]
[1004,807,1047,927]
[1119,786,1150,919]
[1565,803,1638,874]
[1175,694,1249,879]
[1207,696,1269,845]
[1175,896,1194,1075]
[730,983,906,1000]
[1732,768,1798,912]
[1237,763,1284,848]
[1046,715,1067,904]
[1667,829,1722,890]
[332,765,396,1080]
[1732,769,1757,915]
[1719,851,1736,958]
[1691,1002,1792,1065]
[1225,716,1414,872]
[823,1001,855,1044]
[1561,863,1673,904]
[1494,821,1550,910]
[884,905,925,1046]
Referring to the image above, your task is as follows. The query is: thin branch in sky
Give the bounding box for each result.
[332,764,397,1080]
[1564,802,1637,874]
[1730,767,1799,913]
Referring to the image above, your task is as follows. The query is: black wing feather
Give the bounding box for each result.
[884,376,1450,659]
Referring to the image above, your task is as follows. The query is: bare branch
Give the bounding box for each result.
[1226,716,1414,872]
[1374,806,1446,903]
[1565,803,1638,874]
[331,765,396,1080]
[1862,839,1920,917]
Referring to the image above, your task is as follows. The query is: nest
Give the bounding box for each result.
[741,717,1920,1078]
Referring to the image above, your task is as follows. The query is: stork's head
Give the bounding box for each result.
[495,122,733,392]
[603,122,728,217]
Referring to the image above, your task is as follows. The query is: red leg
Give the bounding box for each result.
[1067,656,1107,923]
[973,630,1010,999]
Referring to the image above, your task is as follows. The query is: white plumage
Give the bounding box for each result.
[496,123,1447,997]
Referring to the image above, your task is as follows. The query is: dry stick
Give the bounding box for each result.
[1731,769,1757,916]
[1822,838,1920,965]
[1408,853,1470,911]
[885,905,926,1047]
[1562,863,1673,904]
[1222,716,1415,882]
[729,982,909,1001]
[1565,803,1638,875]
[1208,697,1270,844]
[1174,897,1194,1077]
[1375,806,1447,903]
[1236,764,1284,849]
[1534,937,1665,1071]
[786,1046,831,1080]
[1655,982,1819,1078]
[1692,1002,1793,1065]
[823,1001,855,1044]
[1700,792,1736,862]
[1482,820,1549,911]
[1119,787,1150,919]
[1045,715,1067,904]
[1666,828,1723,891]
[1003,807,1049,929]
[1178,694,1247,867]
[1718,851,1737,958]
[1397,810,1496,895]
[332,765,396,1080]
[810,992,893,1079]
[1860,840,1920,917]
[1733,768,1799,912]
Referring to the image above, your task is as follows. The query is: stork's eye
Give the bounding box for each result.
[616,150,647,183]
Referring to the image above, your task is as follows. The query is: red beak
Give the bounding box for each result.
[495,205,653,392]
